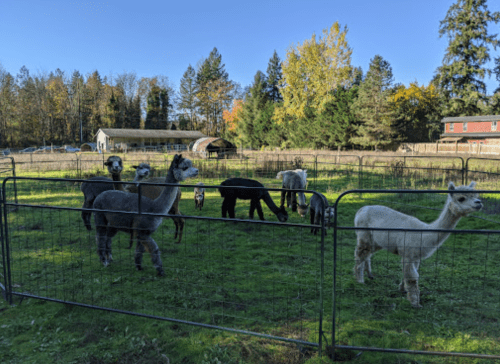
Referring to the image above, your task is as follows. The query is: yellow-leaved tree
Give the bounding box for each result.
[275,22,352,122]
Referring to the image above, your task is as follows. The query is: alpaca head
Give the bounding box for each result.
[104,155,123,174]
[297,204,309,218]
[325,206,335,227]
[448,181,482,217]
[171,154,198,182]
[277,206,289,223]
[132,163,151,182]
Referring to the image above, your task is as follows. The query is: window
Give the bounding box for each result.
[463,122,467,132]
[493,121,497,131]
[449,123,454,132]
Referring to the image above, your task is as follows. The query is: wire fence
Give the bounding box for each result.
[2,153,500,360]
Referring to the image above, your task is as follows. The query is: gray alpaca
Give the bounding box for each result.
[279,171,308,217]
[93,154,198,276]
[125,163,185,245]
[80,155,123,231]
[309,193,335,235]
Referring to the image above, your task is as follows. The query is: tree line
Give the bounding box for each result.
[1,0,499,150]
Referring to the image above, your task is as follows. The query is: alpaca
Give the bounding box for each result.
[93,154,198,275]
[277,171,308,217]
[194,182,205,210]
[125,172,185,245]
[80,155,124,231]
[309,192,335,235]
[125,163,151,189]
[219,178,288,222]
[354,181,482,307]
[276,169,307,187]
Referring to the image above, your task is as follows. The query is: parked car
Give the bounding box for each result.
[2,149,11,156]
[19,147,37,154]
[63,145,80,153]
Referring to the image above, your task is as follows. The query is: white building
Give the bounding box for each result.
[95,128,208,152]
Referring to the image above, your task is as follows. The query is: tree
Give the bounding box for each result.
[178,65,198,130]
[434,0,500,116]
[276,22,352,121]
[266,50,283,102]
[0,66,16,147]
[196,48,234,136]
[351,55,396,150]
[237,71,275,148]
[222,99,243,141]
[392,82,442,142]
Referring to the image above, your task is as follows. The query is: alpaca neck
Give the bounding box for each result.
[262,191,281,214]
[298,192,306,205]
[148,168,179,214]
[428,197,462,248]
[111,173,123,191]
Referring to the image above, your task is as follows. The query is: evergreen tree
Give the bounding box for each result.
[434,0,500,116]
[266,50,283,102]
[351,55,396,150]
[178,65,198,130]
[145,84,172,129]
[238,71,273,148]
[196,48,234,136]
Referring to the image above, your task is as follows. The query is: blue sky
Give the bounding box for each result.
[1,0,500,95]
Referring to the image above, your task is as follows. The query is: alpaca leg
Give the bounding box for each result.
[255,200,265,220]
[96,228,116,267]
[291,192,297,212]
[354,237,372,283]
[310,208,316,234]
[228,198,236,218]
[401,258,421,307]
[82,199,93,231]
[280,189,286,208]
[134,242,146,271]
[286,190,292,208]
[173,216,184,244]
[313,211,321,235]
[222,197,231,218]
[138,235,164,276]
[364,245,382,280]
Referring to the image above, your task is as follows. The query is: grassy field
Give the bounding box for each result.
[1,152,500,363]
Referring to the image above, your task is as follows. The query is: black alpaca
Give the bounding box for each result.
[219,178,288,222]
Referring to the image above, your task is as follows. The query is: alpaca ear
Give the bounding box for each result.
[448,182,455,191]
[469,181,477,188]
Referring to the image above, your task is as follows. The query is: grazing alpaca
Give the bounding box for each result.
[194,182,205,210]
[309,192,335,235]
[219,178,288,222]
[277,170,308,217]
[125,169,185,245]
[354,182,482,307]
[93,154,198,275]
[80,155,124,231]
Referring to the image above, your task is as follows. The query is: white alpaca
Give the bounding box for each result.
[354,181,482,307]
[276,169,308,217]
[276,169,307,187]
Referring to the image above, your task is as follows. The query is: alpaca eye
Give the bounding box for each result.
[458,197,466,202]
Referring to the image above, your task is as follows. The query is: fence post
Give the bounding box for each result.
[314,154,318,190]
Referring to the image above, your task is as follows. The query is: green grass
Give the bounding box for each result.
[2,158,500,363]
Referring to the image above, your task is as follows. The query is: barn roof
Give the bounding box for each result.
[192,137,236,152]
[441,115,500,123]
[98,128,207,139]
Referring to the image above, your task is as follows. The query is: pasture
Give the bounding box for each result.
[1,151,500,363]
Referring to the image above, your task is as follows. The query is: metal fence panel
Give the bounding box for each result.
[332,188,500,360]
[1,177,327,351]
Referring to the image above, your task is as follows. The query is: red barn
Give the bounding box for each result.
[440,115,500,145]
